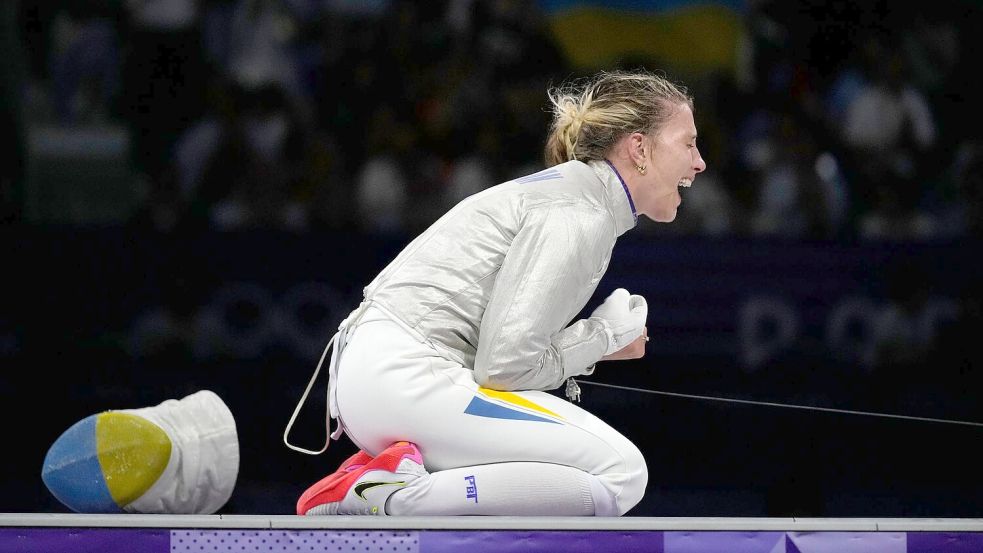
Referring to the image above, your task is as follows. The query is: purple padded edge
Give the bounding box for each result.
[665,531,784,553]
[0,528,168,553]
[907,532,983,553]
[4,527,983,552]
[419,530,663,553]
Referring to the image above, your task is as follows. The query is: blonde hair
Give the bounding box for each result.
[544,70,693,167]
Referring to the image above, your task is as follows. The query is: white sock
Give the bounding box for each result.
[386,462,617,516]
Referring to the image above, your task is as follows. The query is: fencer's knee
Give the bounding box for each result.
[613,441,648,515]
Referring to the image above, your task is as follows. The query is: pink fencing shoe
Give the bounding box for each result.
[296,442,426,516]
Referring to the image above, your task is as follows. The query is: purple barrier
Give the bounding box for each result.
[0,528,168,553]
[419,530,663,553]
[907,532,983,553]
[170,530,420,553]
[785,531,906,552]
[3,528,983,553]
[664,531,783,552]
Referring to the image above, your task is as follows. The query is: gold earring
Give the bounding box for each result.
[636,164,646,175]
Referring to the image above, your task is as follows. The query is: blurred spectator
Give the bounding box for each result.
[322,0,392,19]
[478,0,567,171]
[9,0,975,243]
[303,131,352,230]
[48,5,121,125]
[172,77,237,211]
[171,77,312,231]
[129,165,188,234]
[443,121,502,208]
[928,140,983,239]
[354,104,412,234]
[837,37,938,223]
[898,4,964,179]
[901,10,960,96]
[119,0,208,179]
[857,177,938,242]
[750,112,848,239]
[18,1,56,84]
[309,3,402,168]
[224,0,314,122]
[840,41,937,157]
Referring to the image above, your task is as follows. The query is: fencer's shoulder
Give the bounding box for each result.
[505,160,592,184]
[504,161,603,199]
[539,160,597,186]
[556,159,596,179]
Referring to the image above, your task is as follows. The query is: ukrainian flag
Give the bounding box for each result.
[539,0,746,74]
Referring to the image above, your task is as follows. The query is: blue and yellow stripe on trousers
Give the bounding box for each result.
[464,388,564,424]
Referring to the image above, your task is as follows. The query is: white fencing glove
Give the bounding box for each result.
[589,288,648,355]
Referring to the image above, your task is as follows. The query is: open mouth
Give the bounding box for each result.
[678,178,692,188]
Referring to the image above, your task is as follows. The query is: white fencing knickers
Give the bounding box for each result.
[333,304,648,516]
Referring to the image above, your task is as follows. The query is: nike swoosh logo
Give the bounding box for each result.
[353,481,407,500]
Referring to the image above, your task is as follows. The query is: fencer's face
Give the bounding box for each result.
[636,103,706,222]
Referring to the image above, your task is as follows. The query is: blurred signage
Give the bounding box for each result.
[13,230,975,372]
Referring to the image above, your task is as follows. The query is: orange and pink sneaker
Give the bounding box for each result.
[296,441,426,516]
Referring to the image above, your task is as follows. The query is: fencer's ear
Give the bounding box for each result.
[627,132,647,166]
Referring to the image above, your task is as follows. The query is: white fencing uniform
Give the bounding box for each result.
[312,160,647,515]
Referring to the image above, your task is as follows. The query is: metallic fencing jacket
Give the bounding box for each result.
[363,159,638,392]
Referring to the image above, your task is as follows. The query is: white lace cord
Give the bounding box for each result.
[283,333,337,455]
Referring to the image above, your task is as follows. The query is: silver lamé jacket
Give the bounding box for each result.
[362,159,638,392]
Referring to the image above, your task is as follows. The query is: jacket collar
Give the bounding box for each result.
[588,159,638,236]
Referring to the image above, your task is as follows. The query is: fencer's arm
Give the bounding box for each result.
[474,204,613,391]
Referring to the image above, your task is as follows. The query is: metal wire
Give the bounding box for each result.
[576,380,983,428]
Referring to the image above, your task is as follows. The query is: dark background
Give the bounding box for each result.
[2,0,982,517]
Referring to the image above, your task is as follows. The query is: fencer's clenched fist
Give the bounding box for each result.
[589,288,648,355]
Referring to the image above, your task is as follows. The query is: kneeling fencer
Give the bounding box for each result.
[285,70,707,516]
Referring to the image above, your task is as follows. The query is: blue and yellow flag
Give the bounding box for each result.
[539,0,746,73]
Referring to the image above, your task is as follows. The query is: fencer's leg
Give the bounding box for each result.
[387,461,619,516]
[335,315,647,516]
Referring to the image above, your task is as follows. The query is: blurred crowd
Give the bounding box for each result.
[5,0,983,517]
[9,0,982,241]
